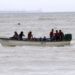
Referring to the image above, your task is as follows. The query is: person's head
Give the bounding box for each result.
[29,31,32,34]
[51,29,54,32]
[21,31,23,34]
[14,31,18,34]
[59,30,61,32]
[56,30,58,33]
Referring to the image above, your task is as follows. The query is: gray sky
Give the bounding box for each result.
[0,0,75,12]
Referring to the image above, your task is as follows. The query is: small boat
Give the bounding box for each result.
[0,33,72,47]
[0,37,72,47]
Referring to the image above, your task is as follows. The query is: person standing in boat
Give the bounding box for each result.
[59,30,64,41]
[55,30,60,41]
[18,31,24,40]
[28,31,33,40]
[49,29,55,41]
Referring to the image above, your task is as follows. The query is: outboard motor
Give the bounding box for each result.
[64,34,72,41]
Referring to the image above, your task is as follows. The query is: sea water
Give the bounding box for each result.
[0,12,75,75]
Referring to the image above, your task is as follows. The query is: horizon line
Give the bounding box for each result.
[0,11,75,13]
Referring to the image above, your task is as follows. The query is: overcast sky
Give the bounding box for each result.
[0,0,75,12]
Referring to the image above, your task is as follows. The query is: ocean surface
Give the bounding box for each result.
[0,12,75,75]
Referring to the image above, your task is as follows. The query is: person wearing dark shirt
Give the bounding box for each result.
[19,31,24,40]
[59,30,64,41]
[10,31,19,40]
[55,30,59,41]
[50,29,54,41]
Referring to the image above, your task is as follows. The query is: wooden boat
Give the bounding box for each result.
[0,37,71,47]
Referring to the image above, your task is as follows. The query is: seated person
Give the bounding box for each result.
[18,31,25,40]
[10,31,19,40]
[28,31,33,40]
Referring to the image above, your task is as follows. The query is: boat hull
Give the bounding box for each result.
[0,38,71,47]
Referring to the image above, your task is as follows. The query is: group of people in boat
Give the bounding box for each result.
[10,31,33,40]
[50,29,64,41]
[10,29,64,41]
